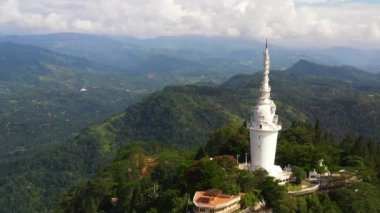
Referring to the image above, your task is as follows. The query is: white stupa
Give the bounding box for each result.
[248,40,287,180]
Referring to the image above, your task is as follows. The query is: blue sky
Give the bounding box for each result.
[355,0,379,3]
[0,0,379,48]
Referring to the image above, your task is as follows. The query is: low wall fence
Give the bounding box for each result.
[288,184,320,196]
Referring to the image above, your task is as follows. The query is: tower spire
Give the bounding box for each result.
[259,38,271,103]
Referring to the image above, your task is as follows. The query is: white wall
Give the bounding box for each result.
[250,129,279,170]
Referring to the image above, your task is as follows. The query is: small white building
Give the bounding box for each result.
[308,159,331,182]
[193,189,243,213]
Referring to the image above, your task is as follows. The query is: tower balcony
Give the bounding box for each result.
[248,120,282,131]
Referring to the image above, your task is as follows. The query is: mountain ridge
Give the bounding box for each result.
[1,33,379,74]
[0,42,125,81]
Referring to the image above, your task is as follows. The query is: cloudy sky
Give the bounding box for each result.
[0,0,379,47]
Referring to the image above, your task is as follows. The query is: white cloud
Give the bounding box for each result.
[227,27,241,36]
[294,0,347,4]
[0,0,379,47]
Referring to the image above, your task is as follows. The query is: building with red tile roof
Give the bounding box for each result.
[193,189,243,213]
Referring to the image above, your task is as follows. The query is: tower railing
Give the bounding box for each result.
[273,115,278,124]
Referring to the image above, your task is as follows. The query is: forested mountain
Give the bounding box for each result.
[0,33,147,70]
[134,55,205,74]
[286,59,380,83]
[0,42,119,79]
[0,41,236,158]
[0,42,151,157]
[0,34,254,76]
[222,60,380,139]
[1,59,380,212]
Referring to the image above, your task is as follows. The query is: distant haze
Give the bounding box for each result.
[0,0,379,48]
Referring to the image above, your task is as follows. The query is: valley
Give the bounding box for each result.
[0,34,379,212]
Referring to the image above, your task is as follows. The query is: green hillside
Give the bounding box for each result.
[0,42,231,158]
[0,42,152,157]
[57,123,380,212]
[1,59,380,211]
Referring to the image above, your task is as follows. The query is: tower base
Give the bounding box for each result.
[244,164,292,185]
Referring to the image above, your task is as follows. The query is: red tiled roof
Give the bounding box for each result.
[204,189,223,197]
[193,190,243,209]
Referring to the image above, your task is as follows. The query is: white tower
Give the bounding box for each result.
[248,40,283,178]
